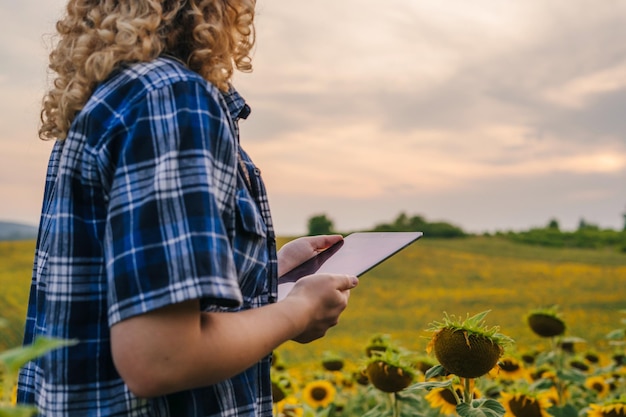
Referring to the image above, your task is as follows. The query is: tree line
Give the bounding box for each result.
[306,212,626,252]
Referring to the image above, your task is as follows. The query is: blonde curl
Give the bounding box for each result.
[40,0,256,140]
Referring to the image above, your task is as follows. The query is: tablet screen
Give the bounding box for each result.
[277,231,422,300]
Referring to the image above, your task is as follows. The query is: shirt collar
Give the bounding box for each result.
[222,86,251,120]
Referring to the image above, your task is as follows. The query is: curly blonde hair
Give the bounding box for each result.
[40,0,256,140]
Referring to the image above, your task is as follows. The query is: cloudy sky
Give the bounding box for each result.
[1,1,625,236]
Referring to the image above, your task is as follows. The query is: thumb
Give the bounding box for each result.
[339,275,359,290]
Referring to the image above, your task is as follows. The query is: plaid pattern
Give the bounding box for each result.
[17,57,277,416]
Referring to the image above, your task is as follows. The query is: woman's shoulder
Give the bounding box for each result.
[85,57,223,118]
[95,57,216,103]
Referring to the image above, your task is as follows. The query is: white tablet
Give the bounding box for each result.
[277,231,423,300]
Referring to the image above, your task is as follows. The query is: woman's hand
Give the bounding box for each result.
[277,234,343,277]
[281,272,358,343]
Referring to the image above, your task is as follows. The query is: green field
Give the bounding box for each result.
[2,237,626,365]
[0,240,34,350]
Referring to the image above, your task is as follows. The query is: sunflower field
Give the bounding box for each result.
[1,236,626,416]
[270,236,626,417]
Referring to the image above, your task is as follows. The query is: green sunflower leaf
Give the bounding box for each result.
[407,378,453,392]
[457,399,505,417]
[0,337,78,376]
[606,328,626,340]
[556,368,586,384]
[424,364,448,380]
[361,402,390,417]
[0,405,39,417]
[530,378,555,391]
[547,404,579,417]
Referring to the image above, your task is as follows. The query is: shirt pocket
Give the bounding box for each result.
[235,186,267,239]
[233,185,269,301]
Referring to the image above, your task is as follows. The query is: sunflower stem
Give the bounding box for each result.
[550,336,566,407]
[447,384,462,406]
[462,377,473,404]
[390,392,400,417]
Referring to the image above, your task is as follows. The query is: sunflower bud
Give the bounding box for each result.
[366,360,414,393]
[432,327,503,378]
[427,311,513,379]
[527,308,566,338]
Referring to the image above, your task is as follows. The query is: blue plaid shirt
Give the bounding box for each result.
[17,57,278,416]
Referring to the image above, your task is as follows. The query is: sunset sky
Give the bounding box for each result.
[1,0,625,236]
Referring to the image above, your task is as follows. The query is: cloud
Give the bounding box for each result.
[543,61,626,109]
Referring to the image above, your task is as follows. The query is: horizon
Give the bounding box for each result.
[1,210,624,236]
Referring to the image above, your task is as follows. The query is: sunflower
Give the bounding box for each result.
[365,350,415,393]
[570,358,590,372]
[275,396,304,417]
[587,402,626,417]
[428,311,513,379]
[501,391,553,417]
[365,334,397,357]
[521,351,538,366]
[425,387,460,415]
[425,385,482,415]
[529,366,556,382]
[491,357,529,381]
[584,351,601,365]
[527,307,566,338]
[271,373,294,403]
[321,351,345,372]
[354,369,369,386]
[413,355,438,375]
[301,379,336,409]
[542,386,561,407]
[584,376,610,398]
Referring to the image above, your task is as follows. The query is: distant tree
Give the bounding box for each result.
[578,218,599,231]
[307,214,335,235]
[547,218,560,230]
[372,212,465,238]
[623,207,626,232]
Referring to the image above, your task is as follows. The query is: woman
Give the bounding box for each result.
[17,1,357,415]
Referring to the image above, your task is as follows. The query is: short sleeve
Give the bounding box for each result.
[104,78,243,326]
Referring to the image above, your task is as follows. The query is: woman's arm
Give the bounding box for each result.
[110,272,357,398]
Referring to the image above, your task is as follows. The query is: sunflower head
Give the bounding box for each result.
[301,379,336,410]
[271,372,294,403]
[491,356,528,381]
[412,355,438,375]
[272,351,287,371]
[365,350,415,393]
[321,351,345,372]
[527,307,566,338]
[425,387,462,415]
[425,384,482,414]
[427,311,514,379]
[584,351,601,364]
[365,334,397,357]
[275,396,304,417]
[585,376,611,398]
[501,390,553,417]
[587,398,626,417]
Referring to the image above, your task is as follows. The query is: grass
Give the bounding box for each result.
[2,237,626,367]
